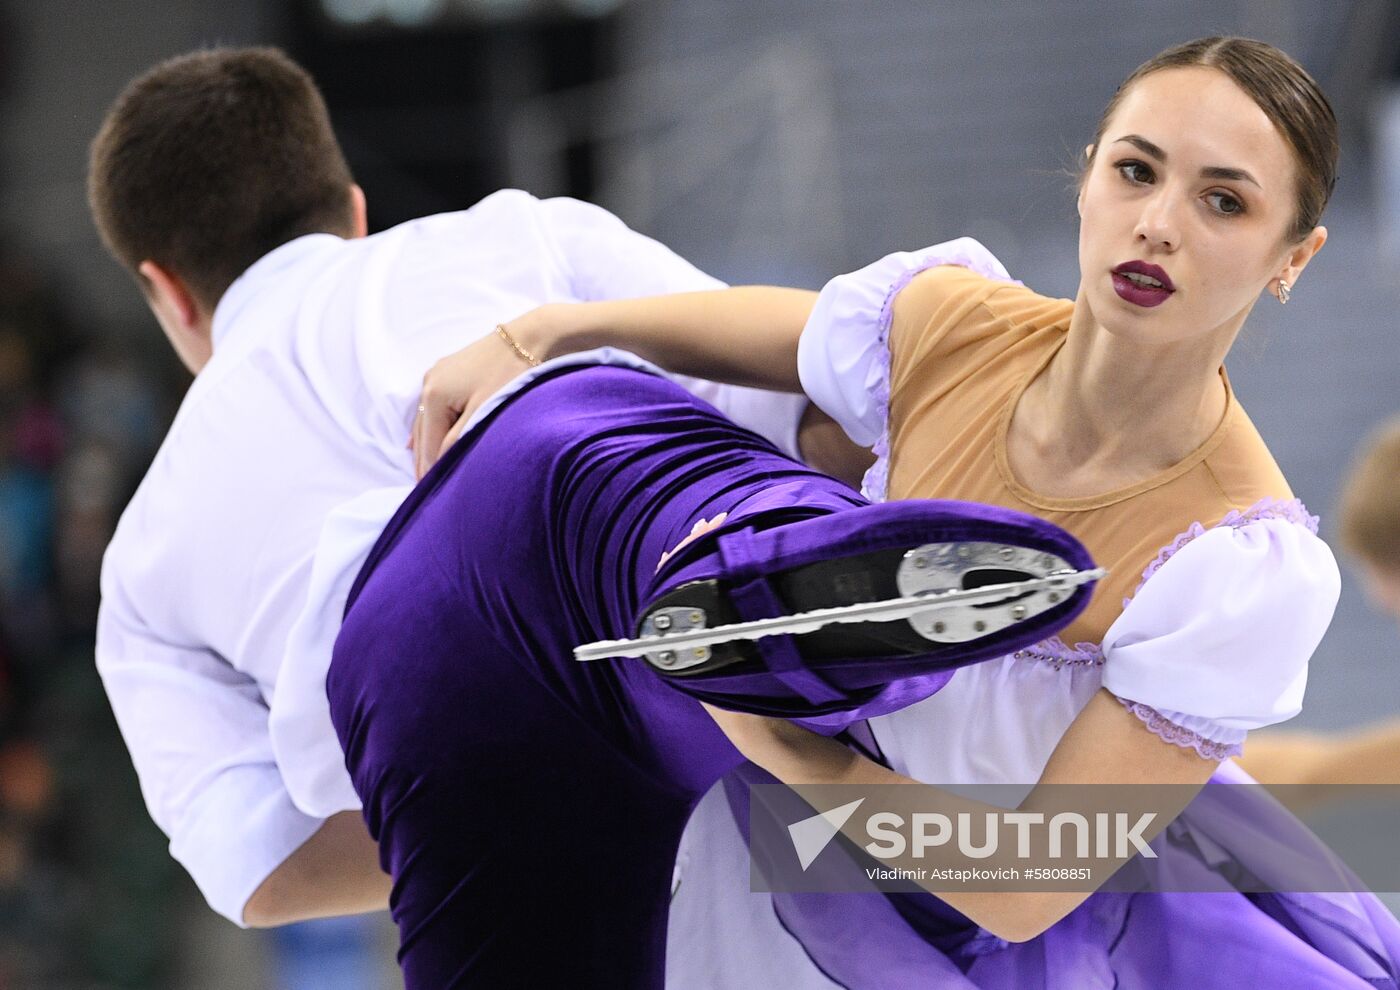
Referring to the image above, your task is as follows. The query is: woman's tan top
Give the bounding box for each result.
[884,263,1292,647]
[795,236,1337,773]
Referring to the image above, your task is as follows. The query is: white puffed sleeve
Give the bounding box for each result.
[1100,507,1341,759]
[795,237,1014,499]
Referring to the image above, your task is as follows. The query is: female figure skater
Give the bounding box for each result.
[414,36,1400,989]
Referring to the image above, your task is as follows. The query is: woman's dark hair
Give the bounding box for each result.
[1085,37,1338,241]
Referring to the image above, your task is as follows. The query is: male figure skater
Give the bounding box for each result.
[90,47,1094,985]
[88,45,814,932]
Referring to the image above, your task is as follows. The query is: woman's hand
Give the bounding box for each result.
[410,306,566,479]
[410,286,817,478]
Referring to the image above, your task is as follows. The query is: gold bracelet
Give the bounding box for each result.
[496,323,542,367]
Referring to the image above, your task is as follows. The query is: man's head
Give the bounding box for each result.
[1339,417,1400,624]
[88,47,365,373]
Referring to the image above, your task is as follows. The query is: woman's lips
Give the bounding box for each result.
[1110,262,1175,308]
[1111,272,1173,307]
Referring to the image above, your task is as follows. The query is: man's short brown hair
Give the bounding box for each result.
[1339,416,1400,571]
[88,47,356,312]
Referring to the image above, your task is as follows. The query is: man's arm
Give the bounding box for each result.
[96,599,387,926]
[243,810,389,927]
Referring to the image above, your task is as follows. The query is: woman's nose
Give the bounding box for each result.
[1134,189,1182,251]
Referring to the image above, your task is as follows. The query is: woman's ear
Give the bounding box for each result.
[1077,145,1096,217]
[1272,225,1328,300]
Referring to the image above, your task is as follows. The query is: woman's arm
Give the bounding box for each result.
[705,513,1334,942]
[705,690,1214,943]
[520,288,816,391]
[411,287,815,477]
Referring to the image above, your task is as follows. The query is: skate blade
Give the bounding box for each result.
[574,540,1103,670]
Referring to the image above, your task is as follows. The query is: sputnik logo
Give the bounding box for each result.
[788,798,865,870]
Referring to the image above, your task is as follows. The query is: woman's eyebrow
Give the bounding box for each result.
[1114,134,1168,161]
[1113,134,1261,188]
[1200,165,1261,188]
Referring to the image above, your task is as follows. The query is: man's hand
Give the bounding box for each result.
[411,307,560,479]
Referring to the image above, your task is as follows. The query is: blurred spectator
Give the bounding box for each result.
[0,231,386,986]
[0,326,57,655]
[1239,418,1400,791]
[1339,416,1400,619]
[0,237,184,988]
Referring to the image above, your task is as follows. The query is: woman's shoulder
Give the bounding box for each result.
[891,257,1070,375]
[897,261,1062,316]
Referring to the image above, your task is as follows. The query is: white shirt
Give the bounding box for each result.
[95,189,807,925]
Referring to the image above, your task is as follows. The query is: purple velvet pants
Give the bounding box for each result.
[327,366,1090,988]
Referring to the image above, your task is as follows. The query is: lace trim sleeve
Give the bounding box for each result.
[1116,697,1245,761]
[861,240,1017,501]
[1101,496,1337,745]
[1125,496,1320,607]
[791,236,1015,503]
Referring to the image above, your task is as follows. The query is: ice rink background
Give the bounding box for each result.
[0,1,1395,986]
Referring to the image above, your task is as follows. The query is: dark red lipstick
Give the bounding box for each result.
[1111,260,1175,308]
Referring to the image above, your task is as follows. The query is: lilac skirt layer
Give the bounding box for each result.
[731,756,1400,988]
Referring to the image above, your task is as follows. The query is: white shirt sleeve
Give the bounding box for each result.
[1100,515,1341,750]
[536,195,727,299]
[349,192,803,462]
[538,195,807,459]
[96,596,324,926]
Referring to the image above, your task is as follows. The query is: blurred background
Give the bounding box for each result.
[0,0,1396,986]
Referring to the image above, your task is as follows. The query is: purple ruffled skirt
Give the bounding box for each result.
[728,731,1400,988]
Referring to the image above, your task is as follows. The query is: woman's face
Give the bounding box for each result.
[1076,66,1319,347]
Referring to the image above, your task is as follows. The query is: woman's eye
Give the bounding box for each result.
[1205,191,1245,216]
[1116,161,1153,184]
